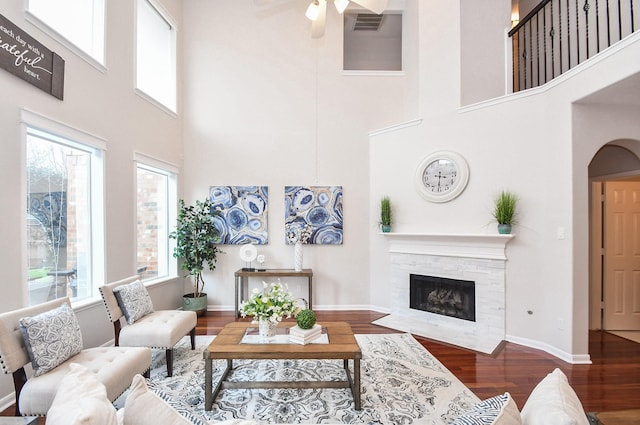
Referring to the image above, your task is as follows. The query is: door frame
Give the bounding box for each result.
[589,172,640,329]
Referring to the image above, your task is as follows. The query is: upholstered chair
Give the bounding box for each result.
[0,297,151,416]
[99,276,197,377]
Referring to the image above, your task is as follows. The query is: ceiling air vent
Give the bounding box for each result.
[352,13,384,31]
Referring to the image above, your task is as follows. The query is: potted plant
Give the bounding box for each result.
[380,196,392,233]
[492,190,518,234]
[169,198,221,316]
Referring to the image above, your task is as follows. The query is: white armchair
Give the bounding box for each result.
[0,297,151,416]
[99,276,197,377]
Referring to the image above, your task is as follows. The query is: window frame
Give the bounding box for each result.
[134,0,178,115]
[24,0,107,71]
[342,11,405,75]
[21,109,106,306]
[134,152,178,284]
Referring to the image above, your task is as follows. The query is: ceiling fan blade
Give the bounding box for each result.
[350,0,389,14]
[311,0,327,38]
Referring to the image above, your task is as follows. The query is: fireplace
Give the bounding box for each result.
[373,233,513,354]
[409,274,476,321]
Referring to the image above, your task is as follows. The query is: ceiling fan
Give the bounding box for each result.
[306,0,388,38]
[259,0,389,38]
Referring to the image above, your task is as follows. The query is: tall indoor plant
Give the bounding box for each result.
[169,198,220,315]
[492,190,518,234]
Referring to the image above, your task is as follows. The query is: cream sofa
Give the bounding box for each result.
[46,363,311,425]
[46,362,590,425]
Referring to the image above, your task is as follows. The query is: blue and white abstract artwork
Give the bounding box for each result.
[284,186,343,245]
[209,186,268,245]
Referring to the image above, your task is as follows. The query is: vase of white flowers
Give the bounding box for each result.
[240,281,302,337]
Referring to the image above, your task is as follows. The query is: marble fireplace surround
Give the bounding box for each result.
[373,233,514,354]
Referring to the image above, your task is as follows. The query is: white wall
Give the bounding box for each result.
[460,0,511,105]
[0,0,184,408]
[370,0,640,361]
[181,0,416,309]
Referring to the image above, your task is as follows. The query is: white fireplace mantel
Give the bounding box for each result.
[382,232,514,260]
[375,232,514,354]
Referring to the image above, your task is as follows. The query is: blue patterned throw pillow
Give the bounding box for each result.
[19,303,83,376]
[451,392,522,425]
[113,279,154,325]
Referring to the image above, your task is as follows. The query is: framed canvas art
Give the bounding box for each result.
[209,186,268,244]
[284,186,343,245]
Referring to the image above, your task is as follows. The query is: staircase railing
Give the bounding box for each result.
[508,0,638,92]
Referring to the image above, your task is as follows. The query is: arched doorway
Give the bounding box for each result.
[589,141,640,341]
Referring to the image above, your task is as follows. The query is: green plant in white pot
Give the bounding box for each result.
[380,196,392,233]
[169,198,221,316]
[492,190,518,234]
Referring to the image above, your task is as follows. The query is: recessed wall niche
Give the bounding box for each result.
[343,12,402,71]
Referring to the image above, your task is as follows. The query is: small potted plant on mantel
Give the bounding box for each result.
[169,198,221,316]
[380,196,392,233]
[492,190,518,234]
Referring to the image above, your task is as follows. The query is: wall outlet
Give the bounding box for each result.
[557,226,565,240]
[557,317,564,330]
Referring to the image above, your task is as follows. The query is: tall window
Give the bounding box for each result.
[136,0,177,113]
[136,156,177,281]
[25,115,105,306]
[26,0,106,65]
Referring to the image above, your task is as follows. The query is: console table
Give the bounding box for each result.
[234,269,313,318]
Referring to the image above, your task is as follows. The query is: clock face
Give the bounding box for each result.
[422,159,458,193]
[415,151,469,203]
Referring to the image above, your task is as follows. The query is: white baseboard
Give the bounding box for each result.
[0,393,15,415]
[506,334,592,365]
[197,307,591,364]
[207,304,388,312]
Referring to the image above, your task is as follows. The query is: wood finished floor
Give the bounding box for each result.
[3,310,639,423]
[198,311,640,414]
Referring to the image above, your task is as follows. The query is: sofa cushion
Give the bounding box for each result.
[123,374,193,425]
[113,279,154,325]
[451,392,521,425]
[520,368,589,425]
[119,309,197,348]
[47,363,118,425]
[18,346,151,416]
[19,303,83,376]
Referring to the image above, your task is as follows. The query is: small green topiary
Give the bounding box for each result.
[296,309,317,330]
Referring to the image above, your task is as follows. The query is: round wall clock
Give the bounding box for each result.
[415,151,470,203]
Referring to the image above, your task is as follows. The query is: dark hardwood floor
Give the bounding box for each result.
[197,310,640,413]
[3,310,639,422]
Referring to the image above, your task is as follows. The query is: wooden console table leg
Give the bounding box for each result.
[234,276,239,319]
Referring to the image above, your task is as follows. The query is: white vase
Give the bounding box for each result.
[294,242,303,271]
[258,318,277,338]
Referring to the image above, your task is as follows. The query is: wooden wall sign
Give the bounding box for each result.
[0,14,64,100]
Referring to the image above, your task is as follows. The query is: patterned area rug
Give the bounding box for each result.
[146,333,479,424]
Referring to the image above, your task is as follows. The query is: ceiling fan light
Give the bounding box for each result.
[306,1,320,21]
[334,0,349,14]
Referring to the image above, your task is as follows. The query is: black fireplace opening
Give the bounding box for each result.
[409,274,476,322]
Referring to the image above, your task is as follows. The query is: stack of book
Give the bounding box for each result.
[289,324,322,345]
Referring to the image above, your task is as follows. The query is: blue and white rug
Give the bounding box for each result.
[146,333,479,424]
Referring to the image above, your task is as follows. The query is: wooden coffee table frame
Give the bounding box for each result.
[203,321,362,411]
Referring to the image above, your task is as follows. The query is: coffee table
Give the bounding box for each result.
[203,321,362,411]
